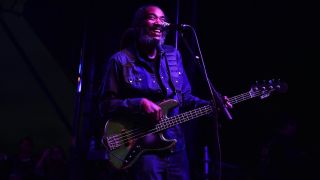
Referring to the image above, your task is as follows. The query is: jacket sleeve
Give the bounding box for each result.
[98,55,143,119]
[176,50,210,109]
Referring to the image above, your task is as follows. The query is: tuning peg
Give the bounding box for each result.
[268,79,274,89]
[276,78,282,89]
[252,80,259,91]
[276,78,281,83]
[269,79,274,83]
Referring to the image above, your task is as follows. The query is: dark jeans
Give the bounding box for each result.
[131,150,190,180]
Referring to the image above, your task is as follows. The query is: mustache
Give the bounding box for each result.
[150,24,165,31]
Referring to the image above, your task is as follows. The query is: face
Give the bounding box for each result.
[144,6,166,40]
[139,6,166,47]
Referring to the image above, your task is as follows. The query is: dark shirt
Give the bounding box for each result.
[99,44,209,152]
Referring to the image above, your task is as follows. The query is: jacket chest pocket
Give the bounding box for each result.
[123,65,144,89]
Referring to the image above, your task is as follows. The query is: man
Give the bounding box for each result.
[99,4,231,179]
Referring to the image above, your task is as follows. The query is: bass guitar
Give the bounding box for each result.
[101,79,287,170]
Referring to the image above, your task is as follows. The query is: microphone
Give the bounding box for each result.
[161,22,190,30]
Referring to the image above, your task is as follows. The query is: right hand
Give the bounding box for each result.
[140,98,163,122]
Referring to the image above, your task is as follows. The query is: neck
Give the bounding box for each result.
[139,44,158,60]
[147,48,157,59]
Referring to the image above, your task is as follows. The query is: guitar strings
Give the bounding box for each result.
[108,91,260,148]
[229,85,278,105]
[229,92,252,104]
[117,105,211,140]
[108,106,212,148]
[106,127,152,149]
[107,107,209,147]
[107,86,279,149]
[229,90,263,104]
[110,87,279,147]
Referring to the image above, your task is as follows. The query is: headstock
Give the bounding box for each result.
[250,79,288,99]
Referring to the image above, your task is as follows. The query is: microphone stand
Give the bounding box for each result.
[177,26,233,120]
[176,25,232,180]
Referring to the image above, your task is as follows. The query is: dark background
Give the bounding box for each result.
[1,0,318,179]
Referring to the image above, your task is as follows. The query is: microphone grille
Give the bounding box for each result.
[162,22,170,27]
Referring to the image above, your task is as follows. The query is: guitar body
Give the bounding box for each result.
[102,99,179,170]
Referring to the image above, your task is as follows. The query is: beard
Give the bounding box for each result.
[138,28,166,49]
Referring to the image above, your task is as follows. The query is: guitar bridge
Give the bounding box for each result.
[102,135,119,151]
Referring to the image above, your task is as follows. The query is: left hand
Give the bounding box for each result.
[223,96,233,109]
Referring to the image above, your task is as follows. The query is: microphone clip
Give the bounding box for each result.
[162,22,190,31]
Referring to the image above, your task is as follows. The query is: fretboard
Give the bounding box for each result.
[155,105,212,132]
[154,89,269,132]
[229,90,265,105]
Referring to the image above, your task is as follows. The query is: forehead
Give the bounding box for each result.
[145,6,165,17]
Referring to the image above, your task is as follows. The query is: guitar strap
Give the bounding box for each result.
[163,48,183,104]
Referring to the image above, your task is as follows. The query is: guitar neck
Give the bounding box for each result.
[155,89,272,132]
[156,105,212,132]
[229,91,252,105]
[228,90,265,105]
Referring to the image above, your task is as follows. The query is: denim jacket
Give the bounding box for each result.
[99,44,209,152]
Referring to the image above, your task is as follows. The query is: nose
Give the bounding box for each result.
[154,18,164,25]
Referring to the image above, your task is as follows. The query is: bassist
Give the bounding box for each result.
[98,4,232,180]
